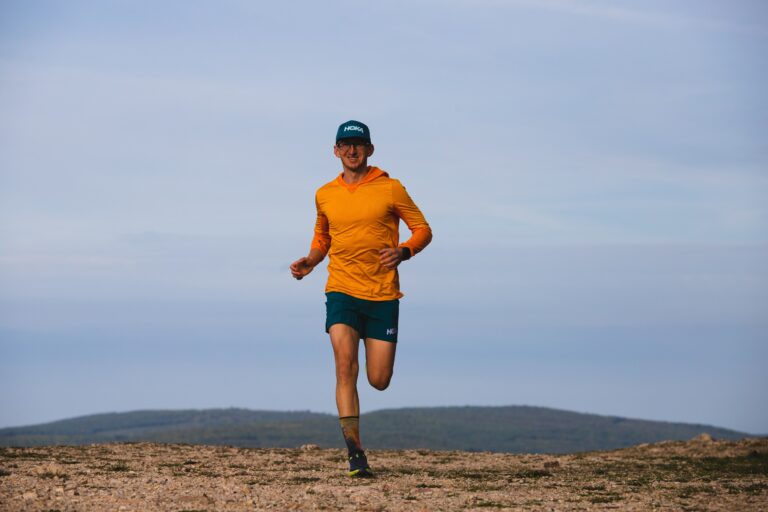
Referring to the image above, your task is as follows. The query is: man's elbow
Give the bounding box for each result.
[417,226,433,251]
[424,226,433,245]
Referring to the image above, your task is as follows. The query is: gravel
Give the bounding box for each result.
[1,437,766,510]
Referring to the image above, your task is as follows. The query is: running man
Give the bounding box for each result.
[290,120,432,477]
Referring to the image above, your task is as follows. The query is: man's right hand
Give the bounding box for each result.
[290,257,314,280]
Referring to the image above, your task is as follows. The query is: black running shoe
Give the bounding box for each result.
[348,450,373,477]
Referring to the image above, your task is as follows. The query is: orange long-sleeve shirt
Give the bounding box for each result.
[311,166,432,300]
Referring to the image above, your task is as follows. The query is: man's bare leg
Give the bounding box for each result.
[329,324,362,454]
[330,325,398,477]
[364,338,397,391]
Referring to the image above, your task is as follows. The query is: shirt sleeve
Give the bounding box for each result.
[310,194,331,257]
[392,179,432,257]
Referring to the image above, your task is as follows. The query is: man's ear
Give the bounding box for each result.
[367,144,375,157]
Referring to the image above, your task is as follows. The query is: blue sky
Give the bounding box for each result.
[1,0,767,434]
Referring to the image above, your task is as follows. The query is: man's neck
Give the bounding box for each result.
[342,165,371,185]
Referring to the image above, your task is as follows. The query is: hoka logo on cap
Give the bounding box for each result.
[336,120,371,143]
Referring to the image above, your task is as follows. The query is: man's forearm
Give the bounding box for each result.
[305,248,326,268]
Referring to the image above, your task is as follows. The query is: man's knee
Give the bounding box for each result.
[335,357,358,382]
[367,372,392,391]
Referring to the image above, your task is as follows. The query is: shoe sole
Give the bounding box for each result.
[348,468,374,478]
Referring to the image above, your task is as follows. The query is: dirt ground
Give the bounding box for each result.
[1,436,766,511]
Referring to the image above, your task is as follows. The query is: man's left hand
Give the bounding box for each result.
[379,247,404,270]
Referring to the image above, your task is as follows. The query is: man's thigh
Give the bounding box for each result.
[329,323,361,364]
[364,338,396,371]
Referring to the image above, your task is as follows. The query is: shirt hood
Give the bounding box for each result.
[336,166,388,188]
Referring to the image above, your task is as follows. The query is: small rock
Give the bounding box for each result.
[22,491,37,500]
[300,444,320,451]
[693,433,714,442]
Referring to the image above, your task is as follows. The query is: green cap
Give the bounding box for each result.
[336,120,371,143]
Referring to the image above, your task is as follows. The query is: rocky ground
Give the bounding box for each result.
[1,435,766,511]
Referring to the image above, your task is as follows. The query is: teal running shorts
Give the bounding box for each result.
[325,291,400,343]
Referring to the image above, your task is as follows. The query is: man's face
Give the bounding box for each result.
[334,138,374,172]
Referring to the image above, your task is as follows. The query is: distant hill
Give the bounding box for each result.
[0,406,750,453]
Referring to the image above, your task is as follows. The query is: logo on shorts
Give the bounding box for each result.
[386,328,397,335]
